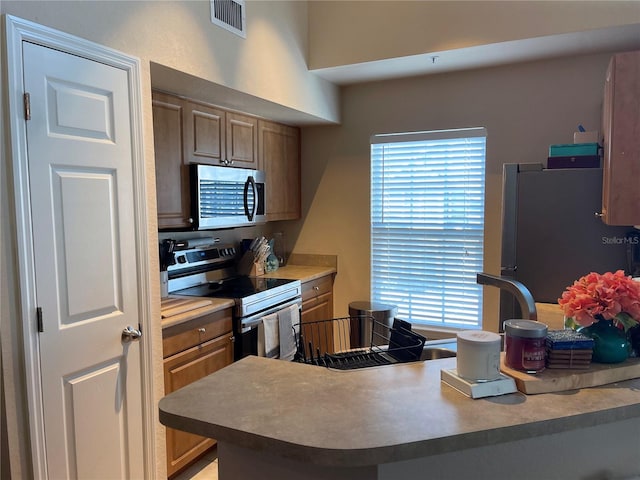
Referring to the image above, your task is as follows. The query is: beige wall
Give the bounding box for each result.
[1,0,339,124]
[293,52,616,333]
[308,1,640,69]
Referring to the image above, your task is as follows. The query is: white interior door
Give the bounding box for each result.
[23,41,145,479]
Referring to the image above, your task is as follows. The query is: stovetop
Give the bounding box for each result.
[164,239,302,318]
[173,276,297,299]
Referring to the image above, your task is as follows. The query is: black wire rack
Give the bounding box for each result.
[293,316,426,370]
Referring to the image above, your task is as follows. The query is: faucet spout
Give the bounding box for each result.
[476,273,537,324]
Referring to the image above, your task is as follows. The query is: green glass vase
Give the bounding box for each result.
[579,319,630,364]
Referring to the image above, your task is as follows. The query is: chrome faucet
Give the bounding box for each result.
[476,273,538,328]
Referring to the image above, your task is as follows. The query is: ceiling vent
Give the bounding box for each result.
[211,0,246,38]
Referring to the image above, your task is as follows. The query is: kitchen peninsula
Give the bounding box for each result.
[159,355,640,480]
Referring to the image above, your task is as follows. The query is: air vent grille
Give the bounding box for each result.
[211,0,246,38]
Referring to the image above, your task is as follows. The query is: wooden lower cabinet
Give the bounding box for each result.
[300,274,335,355]
[163,309,233,477]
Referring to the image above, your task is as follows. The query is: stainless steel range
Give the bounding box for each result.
[166,237,302,360]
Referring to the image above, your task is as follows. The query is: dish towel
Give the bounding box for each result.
[278,304,300,361]
[258,313,280,359]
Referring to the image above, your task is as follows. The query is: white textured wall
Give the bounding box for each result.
[0,1,333,478]
[308,1,640,69]
[1,0,339,123]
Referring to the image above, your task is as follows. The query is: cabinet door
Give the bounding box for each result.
[152,92,192,229]
[162,309,233,358]
[164,334,234,476]
[226,112,258,169]
[258,120,301,221]
[601,50,640,225]
[302,291,333,323]
[183,100,226,165]
[301,275,335,355]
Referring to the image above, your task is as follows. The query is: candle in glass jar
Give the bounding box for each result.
[504,320,548,373]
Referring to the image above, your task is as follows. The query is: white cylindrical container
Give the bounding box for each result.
[456,330,502,382]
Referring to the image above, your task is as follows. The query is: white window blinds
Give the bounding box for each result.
[370,128,486,329]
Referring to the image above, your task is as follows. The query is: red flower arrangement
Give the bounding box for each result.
[558,270,640,329]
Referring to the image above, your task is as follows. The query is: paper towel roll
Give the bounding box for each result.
[456,330,502,382]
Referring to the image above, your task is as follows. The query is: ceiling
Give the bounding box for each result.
[310,24,640,86]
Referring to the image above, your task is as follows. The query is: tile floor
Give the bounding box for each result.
[172,448,218,480]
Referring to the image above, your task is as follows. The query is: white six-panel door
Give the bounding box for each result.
[22,41,145,479]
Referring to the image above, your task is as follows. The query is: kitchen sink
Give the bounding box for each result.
[419,339,457,361]
[420,347,457,361]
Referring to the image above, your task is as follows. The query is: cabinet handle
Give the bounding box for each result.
[595,212,604,218]
[313,286,320,291]
[198,327,206,333]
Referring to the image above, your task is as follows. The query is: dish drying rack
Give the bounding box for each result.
[293,316,426,370]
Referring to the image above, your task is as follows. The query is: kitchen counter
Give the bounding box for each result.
[159,355,640,479]
[261,264,336,283]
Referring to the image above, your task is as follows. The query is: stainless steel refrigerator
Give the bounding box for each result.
[498,163,639,325]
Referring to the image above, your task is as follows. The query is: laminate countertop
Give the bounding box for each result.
[158,355,640,468]
[261,264,336,282]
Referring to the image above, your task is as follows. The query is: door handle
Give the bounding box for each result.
[122,325,142,342]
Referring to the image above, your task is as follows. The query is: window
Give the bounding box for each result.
[370,128,486,329]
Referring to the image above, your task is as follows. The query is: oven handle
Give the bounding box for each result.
[240,297,302,333]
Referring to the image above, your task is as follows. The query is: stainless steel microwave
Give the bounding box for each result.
[190,164,266,230]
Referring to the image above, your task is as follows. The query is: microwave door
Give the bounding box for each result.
[244,175,256,221]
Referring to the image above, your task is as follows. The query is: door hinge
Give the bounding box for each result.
[36,307,43,332]
[24,92,31,121]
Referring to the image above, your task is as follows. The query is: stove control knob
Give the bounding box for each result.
[176,255,187,264]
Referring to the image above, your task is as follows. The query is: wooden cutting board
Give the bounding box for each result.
[161,297,213,318]
[500,353,640,394]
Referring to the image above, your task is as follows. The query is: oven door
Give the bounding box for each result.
[235,297,302,361]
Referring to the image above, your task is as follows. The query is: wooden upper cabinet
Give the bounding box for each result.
[183,100,226,166]
[152,91,192,230]
[601,50,640,226]
[152,90,302,229]
[258,120,301,221]
[226,112,258,169]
